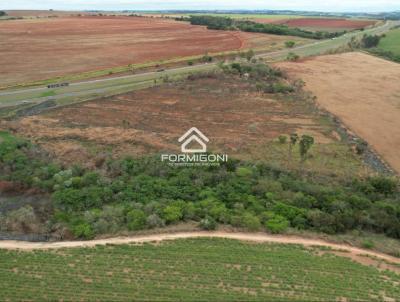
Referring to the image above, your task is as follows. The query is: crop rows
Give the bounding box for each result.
[0,238,399,301]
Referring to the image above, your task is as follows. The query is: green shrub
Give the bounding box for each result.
[287,52,300,61]
[361,240,374,249]
[278,135,287,144]
[199,216,217,230]
[236,167,253,177]
[163,205,184,224]
[272,82,294,93]
[368,177,398,196]
[355,139,368,155]
[299,135,314,162]
[361,34,382,48]
[201,54,213,62]
[146,214,165,228]
[285,41,296,48]
[127,209,147,231]
[73,223,94,239]
[241,213,261,231]
[265,213,289,234]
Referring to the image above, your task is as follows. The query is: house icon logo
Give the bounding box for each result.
[178,127,209,153]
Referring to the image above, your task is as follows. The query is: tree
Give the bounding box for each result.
[299,135,314,162]
[361,34,382,48]
[288,133,299,164]
[0,11,6,17]
[245,49,255,61]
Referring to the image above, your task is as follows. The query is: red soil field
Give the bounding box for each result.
[5,76,334,168]
[277,18,376,29]
[0,16,293,86]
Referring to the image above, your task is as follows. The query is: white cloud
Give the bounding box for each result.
[1,0,399,12]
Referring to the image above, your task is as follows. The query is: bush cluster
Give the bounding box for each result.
[1,134,399,240]
[220,62,295,94]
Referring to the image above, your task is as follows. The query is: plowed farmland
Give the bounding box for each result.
[277,52,400,173]
[0,16,300,86]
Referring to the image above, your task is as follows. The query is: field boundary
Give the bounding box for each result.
[310,93,395,175]
[1,231,399,264]
[0,42,293,91]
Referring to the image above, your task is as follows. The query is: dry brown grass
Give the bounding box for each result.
[3,75,336,168]
[276,52,400,174]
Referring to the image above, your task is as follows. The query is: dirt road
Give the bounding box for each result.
[1,231,399,264]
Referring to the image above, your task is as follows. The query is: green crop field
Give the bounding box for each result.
[0,238,399,301]
[378,28,400,55]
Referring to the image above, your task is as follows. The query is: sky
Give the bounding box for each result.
[1,0,399,13]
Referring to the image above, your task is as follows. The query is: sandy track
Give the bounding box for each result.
[1,231,399,264]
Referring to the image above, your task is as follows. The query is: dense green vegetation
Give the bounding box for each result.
[377,28,400,55]
[346,33,400,63]
[349,30,400,63]
[0,131,399,240]
[0,11,6,17]
[367,28,400,63]
[0,238,399,301]
[189,15,346,39]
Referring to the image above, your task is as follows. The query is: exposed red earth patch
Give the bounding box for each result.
[0,16,295,85]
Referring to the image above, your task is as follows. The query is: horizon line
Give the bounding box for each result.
[3,8,400,14]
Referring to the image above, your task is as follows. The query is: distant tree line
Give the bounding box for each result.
[188,15,346,40]
[0,11,7,17]
[0,133,399,240]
